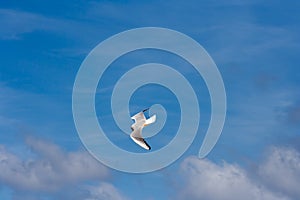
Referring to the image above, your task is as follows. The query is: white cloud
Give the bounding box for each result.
[178,154,290,200]
[85,182,128,200]
[258,147,300,199]
[0,136,109,192]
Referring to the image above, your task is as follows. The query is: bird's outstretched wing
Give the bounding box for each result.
[131,111,146,123]
[130,128,151,150]
[145,115,156,126]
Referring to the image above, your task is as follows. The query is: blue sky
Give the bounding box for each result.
[1,1,300,199]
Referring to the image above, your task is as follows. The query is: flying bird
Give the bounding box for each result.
[130,108,156,150]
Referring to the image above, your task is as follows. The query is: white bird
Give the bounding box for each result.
[130,108,156,150]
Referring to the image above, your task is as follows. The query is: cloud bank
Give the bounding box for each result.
[178,146,300,200]
[0,136,108,192]
[0,136,128,200]
[258,147,300,199]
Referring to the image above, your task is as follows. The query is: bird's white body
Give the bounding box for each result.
[130,109,156,150]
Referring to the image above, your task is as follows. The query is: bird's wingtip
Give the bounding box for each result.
[142,108,149,112]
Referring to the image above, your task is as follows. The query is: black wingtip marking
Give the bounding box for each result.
[143,139,151,150]
[131,136,151,150]
[142,108,149,112]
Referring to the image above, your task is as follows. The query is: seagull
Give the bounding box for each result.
[130,108,156,150]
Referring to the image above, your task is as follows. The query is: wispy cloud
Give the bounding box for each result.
[209,23,299,66]
[0,8,108,46]
[277,102,300,125]
[0,9,63,40]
